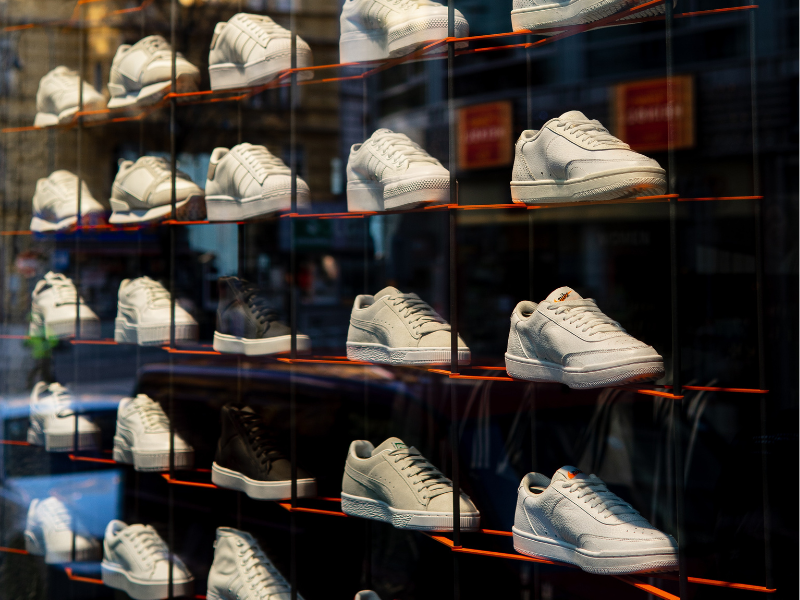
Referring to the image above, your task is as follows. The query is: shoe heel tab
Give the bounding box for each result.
[210,22,226,50]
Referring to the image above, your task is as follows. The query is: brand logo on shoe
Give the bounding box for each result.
[555,291,572,302]
[567,469,583,479]
[393,442,408,450]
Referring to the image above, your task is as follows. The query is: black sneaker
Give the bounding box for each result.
[212,276,310,355]
[211,405,317,500]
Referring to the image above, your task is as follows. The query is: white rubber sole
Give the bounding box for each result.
[114,316,198,346]
[347,177,450,212]
[109,194,206,225]
[205,190,309,221]
[24,531,99,564]
[340,18,468,63]
[511,167,666,204]
[113,434,194,472]
[33,98,107,127]
[342,492,480,532]
[30,211,105,233]
[27,426,100,452]
[107,73,197,110]
[347,342,470,366]
[512,527,677,574]
[29,311,101,340]
[213,331,311,356]
[102,560,194,600]
[511,0,636,31]
[505,352,664,389]
[209,49,313,91]
[211,462,317,500]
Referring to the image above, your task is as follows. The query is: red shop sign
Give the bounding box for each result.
[458,101,513,170]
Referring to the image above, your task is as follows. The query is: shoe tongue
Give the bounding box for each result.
[372,437,409,456]
[551,465,588,482]
[373,286,402,300]
[558,110,589,122]
[544,286,583,303]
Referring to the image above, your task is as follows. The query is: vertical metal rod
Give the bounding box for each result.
[749,11,772,589]
[526,35,534,301]
[168,2,177,599]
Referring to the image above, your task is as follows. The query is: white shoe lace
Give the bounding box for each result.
[389,446,452,500]
[560,475,642,519]
[138,156,193,182]
[385,0,418,11]
[389,293,449,332]
[371,131,440,170]
[127,526,171,567]
[130,396,171,432]
[554,117,629,149]
[238,540,291,597]
[547,299,624,336]
[134,277,172,308]
[237,145,289,180]
[44,382,76,418]
[44,273,79,305]
[141,35,173,59]
[236,14,289,43]
[41,498,73,532]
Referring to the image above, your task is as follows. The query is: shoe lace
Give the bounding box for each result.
[386,0,418,10]
[547,299,623,336]
[237,411,284,467]
[240,145,288,179]
[237,540,291,596]
[140,156,193,182]
[44,273,79,305]
[127,526,170,564]
[371,132,439,169]
[560,475,641,519]
[554,117,629,149]
[389,293,448,332]
[240,282,279,325]
[237,14,288,43]
[135,277,172,308]
[131,397,170,432]
[42,498,72,531]
[45,383,76,418]
[141,35,172,57]
[389,447,452,500]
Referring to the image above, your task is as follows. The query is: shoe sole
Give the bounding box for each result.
[505,352,664,389]
[109,194,206,225]
[340,17,468,63]
[29,312,101,340]
[107,74,198,110]
[33,98,107,127]
[209,49,313,91]
[114,316,198,346]
[30,211,106,233]
[27,426,100,452]
[102,560,194,600]
[341,492,480,532]
[512,527,678,574]
[511,167,666,204]
[113,435,194,472]
[511,0,642,31]
[24,530,99,564]
[347,342,470,366]
[346,177,451,212]
[211,462,317,500]
[205,190,309,221]
[212,332,311,356]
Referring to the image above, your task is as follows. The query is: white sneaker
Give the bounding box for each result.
[205,143,310,221]
[27,381,101,452]
[107,35,200,110]
[513,467,677,574]
[510,111,666,203]
[24,496,101,564]
[209,13,313,91]
[102,520,194,600]
[109,156,206,224]
[355,592,382,600]
[206,527,303,600]
[340,0,469,62]
[112,394,194,472]
[30,271,101,340]
[346,129,450,211]
[347,286,469,365]
[505,286,664,388]
[30,170,106,232]
[34,66,106,127]
[341,437,480,531]
[511,0,676,31]
[114,276,198,346]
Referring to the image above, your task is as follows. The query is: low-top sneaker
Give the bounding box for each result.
[347,286,469,365]
[205,143,310,221]
[107,35,200,110]
[340,0,469,62]
[109,156,206,225]
[505,286,664,388]
[342,437,480,531]
[24,496,101,563]
[114,276,198,346]
[30,271,101,340]
[213,276,310,355]
[212,405,316,500]
[209,13,313,91]
[207,527,303,600]
[355,593,382,600]
[102,520,194,600]
[112,394,194,472]
[27,381,101,452]
[511,0,676,32]
[513,466,678,574]
[510,111,666,203]
[30,170,106,232]
[346,129,450,211]
[34,66,106,127]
